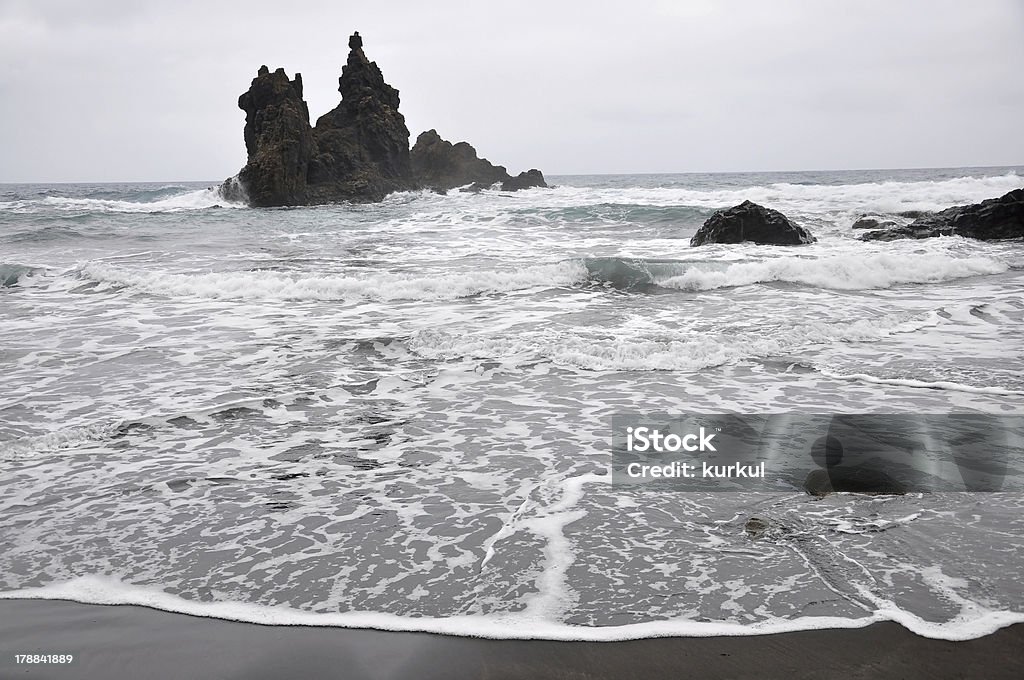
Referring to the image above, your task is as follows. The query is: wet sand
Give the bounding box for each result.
[1,599,1022,679]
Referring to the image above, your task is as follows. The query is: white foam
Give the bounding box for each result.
[71,261,590,302]
[817,370,1024,396]
[409,311,945,372]
[658,253,1008,291]
[0,423,122,460]
[35,188,243,213]
[534,172,1023,214]
[1,575,1020,641]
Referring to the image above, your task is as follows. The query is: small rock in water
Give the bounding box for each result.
[851,215,897,230]
[690,200,815,246]
[745,516,771,538]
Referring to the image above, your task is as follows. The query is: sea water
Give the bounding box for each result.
[1,168,1023,640]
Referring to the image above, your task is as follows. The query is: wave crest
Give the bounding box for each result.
[657,253,1007,291]
[73,260,590,302]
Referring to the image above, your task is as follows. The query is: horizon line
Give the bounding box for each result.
[1,163,1022,185]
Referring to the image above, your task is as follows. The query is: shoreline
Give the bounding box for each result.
[2,599,1023,679]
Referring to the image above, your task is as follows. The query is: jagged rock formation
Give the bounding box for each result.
[861,188,1024,241]
[306,32,416,202]
[690,200,816,246]
[228,66,314,207]
[223,33,546,206]
[410,130,547,193]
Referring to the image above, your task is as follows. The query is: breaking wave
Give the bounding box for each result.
[62,250,1010,302]
[656,253,1008,291]
[0,263,40,287]
[73,260,590,302]
[0,187,243,214]
[542,172,1023,215]
[582,253,1008,291]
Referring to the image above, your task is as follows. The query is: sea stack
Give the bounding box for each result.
[230,67,314,207]
[306,31,417,203]
[223,32,547,206]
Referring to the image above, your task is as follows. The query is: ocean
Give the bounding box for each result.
[1,167,1023,641]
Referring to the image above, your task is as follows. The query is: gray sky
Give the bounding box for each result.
[1,0,1022,182]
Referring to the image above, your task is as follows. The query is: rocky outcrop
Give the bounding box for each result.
[851,215,896,230]
[223,33,546,206]
[306,32,416,203]
[501,169,547,192]
[410,130,507,191]
[229,66,314,207]
[410,130,547,192]
[690,200,815,246]
[861,189,1024,241]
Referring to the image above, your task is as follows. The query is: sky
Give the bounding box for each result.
[1,0,1022,182]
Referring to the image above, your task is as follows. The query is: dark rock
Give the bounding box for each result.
[690,200,816,246]
[223,33,547,207]
[851,215,897,230]
[744,517,770,538]
[307,34,417,203]
[861,189,1024,241]
[895,209,933,219]
[410,130,508,191]
[230,66,314,207]
[501,169,547,192]
[859,224,946,242]
[410,129,547,192]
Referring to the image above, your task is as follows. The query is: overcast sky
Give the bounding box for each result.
[1,0,1022,182]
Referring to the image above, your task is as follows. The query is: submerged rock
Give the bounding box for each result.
[410,130,547,192]
[690,201,815,246]
[744,516,771,538]
[223,33,547,206]
[851,215,897,230]
[894,209,934,219]
[861,188,1024,241]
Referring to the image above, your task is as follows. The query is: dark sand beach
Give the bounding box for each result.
[1,599,1022,680]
